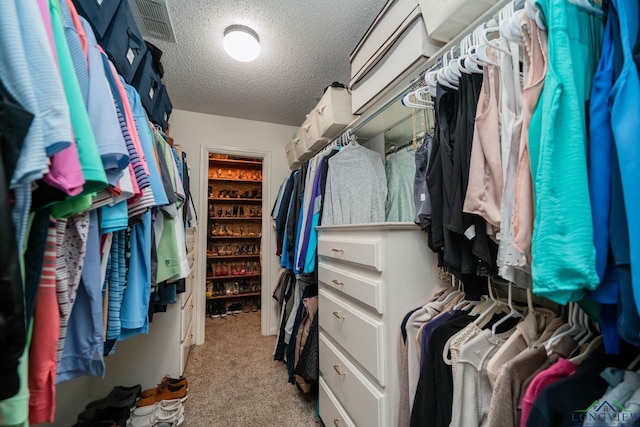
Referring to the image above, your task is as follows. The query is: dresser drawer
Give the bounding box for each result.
[181,292,194,341]
[319,377,356,427]
[319,289,385,384]
[180,319,193,376]
[319,262,383,314]
[318,237,383,272]
[320,333,385,427]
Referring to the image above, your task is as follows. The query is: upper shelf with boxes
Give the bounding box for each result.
[285,85,357,169]
[284,0,501,169]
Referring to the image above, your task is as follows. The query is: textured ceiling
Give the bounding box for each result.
[150,0,388,126]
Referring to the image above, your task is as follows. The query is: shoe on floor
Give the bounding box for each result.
[78,406,131,424]
[140,376,188,399]
[155,411,185,427]
[85,387,139,412]
[129,403,184,427]
[136,383,187,407]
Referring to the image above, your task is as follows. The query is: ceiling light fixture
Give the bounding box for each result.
[223,25,260,62]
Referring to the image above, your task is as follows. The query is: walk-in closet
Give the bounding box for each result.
[3,0,640,426]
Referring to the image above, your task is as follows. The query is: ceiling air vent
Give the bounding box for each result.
[128,0,176,43]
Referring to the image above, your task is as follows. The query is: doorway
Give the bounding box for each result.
[194,146,275,346]
[205,153,264,324]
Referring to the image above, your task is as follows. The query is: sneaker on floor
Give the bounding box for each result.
[155,411,185,427]
[129,403,184,427]
[232,302,242,315]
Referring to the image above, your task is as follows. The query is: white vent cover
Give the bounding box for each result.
[128,0,176,43]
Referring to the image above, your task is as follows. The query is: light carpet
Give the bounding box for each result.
[183,311,319,427]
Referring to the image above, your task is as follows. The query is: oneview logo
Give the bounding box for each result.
[573,400,640,426]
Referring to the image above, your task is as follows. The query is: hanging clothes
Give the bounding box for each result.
[527,0,602,305]
[413,135,433,232]
[385,146,417,222]
[322,142,387,225]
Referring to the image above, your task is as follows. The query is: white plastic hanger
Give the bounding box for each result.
[437,51,459,90]
[544,303,587,352]
[628,354,640,371]
[525,0,546,30]
[570,335,602,364]
[473,278,507,326]
[401,92,433,110]
[491,281,524,334]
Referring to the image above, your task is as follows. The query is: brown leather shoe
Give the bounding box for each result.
[136,383,187,407]
[140,376,188,399]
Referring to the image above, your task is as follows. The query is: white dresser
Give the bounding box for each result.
[317,223,440,427]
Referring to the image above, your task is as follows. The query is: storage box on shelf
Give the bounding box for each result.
[300,111,330,153]
[206,156,263,317]
[418,0,499,43]
[285,138,302,170]
[312,87,357,139]
[317,224,440,427]
[349,1,443,114]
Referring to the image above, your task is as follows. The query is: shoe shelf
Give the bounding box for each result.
[208,178,263,183]
[206,273,261,280]
[207,254,261,259]
[207,155,263,320]
[206,291,261,300]
[208,158,263,166]
[208,198,262,202]
[210,235,261,239]
[209,217,262,220]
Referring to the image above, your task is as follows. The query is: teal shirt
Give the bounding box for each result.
[528,0,603,304]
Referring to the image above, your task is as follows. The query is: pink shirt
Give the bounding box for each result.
[39,0,85,196]
[520,357,577,427]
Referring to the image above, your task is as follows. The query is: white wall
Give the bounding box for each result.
[168,109,297,341]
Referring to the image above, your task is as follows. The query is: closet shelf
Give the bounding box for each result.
[209,198,262,203]
[207,254,261,259]
[208,178,262,183]
[206,292,261,300]
[208,235,261,239]
[208,158,263,166]
[206,273,262,280]
[209,217,262,221]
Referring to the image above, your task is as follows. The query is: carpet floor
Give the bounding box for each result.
[183,311,319,427]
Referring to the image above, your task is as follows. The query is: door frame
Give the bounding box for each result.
[194,144,274,345]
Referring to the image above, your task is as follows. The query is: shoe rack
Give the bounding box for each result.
[205,154,263,318]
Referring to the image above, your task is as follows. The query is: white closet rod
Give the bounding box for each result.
[345,0,513,137]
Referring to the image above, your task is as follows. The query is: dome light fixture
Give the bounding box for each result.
[223,25,260,62]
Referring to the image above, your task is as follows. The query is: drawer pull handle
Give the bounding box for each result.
[333,419,341,427]
[332,311,345,320]
[332,279,344,286]
[331,248,344,253]
[189,304,194,309]
[333,365,347,376]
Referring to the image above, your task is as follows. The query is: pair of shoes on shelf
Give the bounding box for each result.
[209,301,227,319]
[227,302,242,315]
[129,400,184,427]
[136,382,187,408]
[249,297,260,312]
